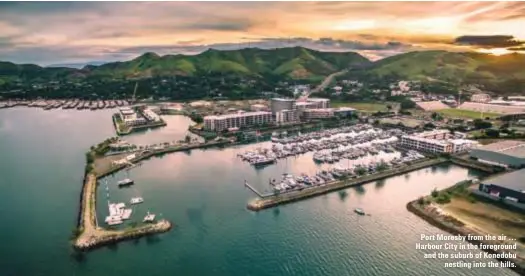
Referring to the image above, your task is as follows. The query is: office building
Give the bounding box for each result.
[270,98,296,113]
[306,98,330,109]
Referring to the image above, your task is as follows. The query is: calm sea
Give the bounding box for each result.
[0,107,517,276]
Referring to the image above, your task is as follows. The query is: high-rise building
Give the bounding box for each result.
[270,98,296,114]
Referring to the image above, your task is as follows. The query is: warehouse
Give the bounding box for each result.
[478,169,525,203]
[469,140,525,168]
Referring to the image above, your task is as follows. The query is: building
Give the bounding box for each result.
[118,107,147,126]
[306,98,330,109]
[203,111,273,132]
[469,140,525,168]
[250,104,268,112]
[470,93,491,103]
[333,107,356,118]
[275,109,299,124]
[302,108,335,120]
[270,98,296,114]
[142,108,161,122]
[478,169,525,203]
[400,129,477,153]
[295,101,320,110]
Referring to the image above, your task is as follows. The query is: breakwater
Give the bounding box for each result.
[96,140,231,178]
[74,173,172,251]
[247,158,447,211]
[407,201,525,275]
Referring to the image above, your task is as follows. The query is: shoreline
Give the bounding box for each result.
[406,200,525,275]
[247,158,448,211]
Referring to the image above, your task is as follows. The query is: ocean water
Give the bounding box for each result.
[0,107,518,276]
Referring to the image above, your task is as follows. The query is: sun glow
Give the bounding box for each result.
[477,48,512,56]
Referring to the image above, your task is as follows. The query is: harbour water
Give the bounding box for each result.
[0,107,518,276]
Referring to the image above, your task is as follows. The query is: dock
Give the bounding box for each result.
[244,181,273,198]
[247,158,448,211]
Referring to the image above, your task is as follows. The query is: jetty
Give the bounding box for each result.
[74,173,171,250]
[247,158,448,211]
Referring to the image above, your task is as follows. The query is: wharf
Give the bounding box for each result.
[247,158,448,211]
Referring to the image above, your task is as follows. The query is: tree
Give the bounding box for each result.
[485,129,500,138]
[184,135,191,143]
[473,119,492,129]
[400,99,416,109]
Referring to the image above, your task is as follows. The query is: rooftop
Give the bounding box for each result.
[307,98,330,102]
[484,169,525,192]
[204,111,272,120]
[475,140,525,158]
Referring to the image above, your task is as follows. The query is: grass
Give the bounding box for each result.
[437,108,500,119]
[331,102,389,112]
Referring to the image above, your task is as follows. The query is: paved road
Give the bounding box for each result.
[300,69,348,100]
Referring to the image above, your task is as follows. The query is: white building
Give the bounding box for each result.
[142,109,161,122]
[400,129,477,153]
[203,111,273,131]
[119,107,147,126]
[250,104,268,112]
[471,93,492,103]
[306,98,330,109]
[275,109,299,124]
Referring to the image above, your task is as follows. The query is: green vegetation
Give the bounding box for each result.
[0,47,369,82]
[437,108,500,120]
[429,180,476,205]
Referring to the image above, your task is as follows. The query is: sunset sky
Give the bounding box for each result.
[0,1,524,66]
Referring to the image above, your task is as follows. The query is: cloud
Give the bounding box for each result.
[507,46,525,51]
[454,35,524,48]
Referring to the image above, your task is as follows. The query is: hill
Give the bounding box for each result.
[0,47,370,83]
[366,50,525,83]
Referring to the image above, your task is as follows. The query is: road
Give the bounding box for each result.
[299,69,348,101]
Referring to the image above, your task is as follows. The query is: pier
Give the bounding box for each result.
[247,158,448,211]
[244,181,273,198]
[74,173,172,251]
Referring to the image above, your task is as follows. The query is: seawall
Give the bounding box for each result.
[247,158,447,211]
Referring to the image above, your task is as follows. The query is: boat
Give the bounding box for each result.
[117,178,134,187]
[130,197,144,204]
[143,211,156,222]
[354,208,365,216]
[105,215,123,225]
[121,209,133,220]
[251,157,276,167]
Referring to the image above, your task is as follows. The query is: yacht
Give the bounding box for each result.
[130,197,144,204]
[121,209,133,220]
[118,178,134,187]
[143,212,156,223]
[105,216,123,225]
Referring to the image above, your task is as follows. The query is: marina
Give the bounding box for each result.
[238,124,404,166]
[0,99,128,111]
[1,108,514,276]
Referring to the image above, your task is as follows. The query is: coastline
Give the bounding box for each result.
[407,200,525,275]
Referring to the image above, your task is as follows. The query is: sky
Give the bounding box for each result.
[0,1,524,66]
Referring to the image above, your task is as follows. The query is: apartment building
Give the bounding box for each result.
[204,111,273,131]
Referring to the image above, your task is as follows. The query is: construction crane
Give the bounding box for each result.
[131,82,138,104]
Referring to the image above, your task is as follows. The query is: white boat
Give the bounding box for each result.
[117,178,134,187]
[105,215,123,225]
[354,208,365,216]
[130,197,144,204]
[121,209,133,220]
[143,211,156,222]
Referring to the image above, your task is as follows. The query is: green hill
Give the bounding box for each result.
[367,50,525,83]
[82,47,369,80]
